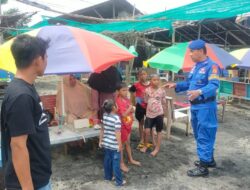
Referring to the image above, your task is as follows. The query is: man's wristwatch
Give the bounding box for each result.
[197,89,202,95]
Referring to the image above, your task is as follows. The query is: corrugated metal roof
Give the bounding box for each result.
[1,0,108,25]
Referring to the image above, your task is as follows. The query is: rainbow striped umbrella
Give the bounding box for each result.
[230,48,250,69]
[147,42,240,73]
[0,26,135,74]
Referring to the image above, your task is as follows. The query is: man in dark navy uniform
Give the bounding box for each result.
[166,39,220,177]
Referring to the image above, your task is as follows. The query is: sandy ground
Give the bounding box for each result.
[49,104,250,190]
[1,77,250,190]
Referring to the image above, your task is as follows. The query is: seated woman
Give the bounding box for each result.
[56,74,98,125]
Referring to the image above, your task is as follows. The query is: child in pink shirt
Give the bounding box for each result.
[116,83,141,172]
[140,75,166,157]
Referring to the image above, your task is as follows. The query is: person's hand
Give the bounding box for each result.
[50,120,58,126]
[163,82,176,89]
[187,90,202,101]
[99,141,102,148]
[118,144,122,152]
[129,105,134,112]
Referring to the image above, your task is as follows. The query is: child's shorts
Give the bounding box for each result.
[121,125,132,143]
[135,103,146,122]
[145,115,164,132]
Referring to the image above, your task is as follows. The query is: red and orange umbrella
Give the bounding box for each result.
[0,25,135,74]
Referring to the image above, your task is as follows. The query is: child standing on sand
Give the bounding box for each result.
[129,69,151,149]
[116,83,141,172]
[140,75,166,157]
[99,99,126,186]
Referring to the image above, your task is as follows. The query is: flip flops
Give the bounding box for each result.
[146,143,153,148]
[137,142,144,149]
[137,142,154,149]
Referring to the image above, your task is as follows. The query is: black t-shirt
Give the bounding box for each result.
[1,78,51,189]
[129,84,136,93]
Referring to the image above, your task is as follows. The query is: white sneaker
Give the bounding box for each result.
[115,180,126,186]
[122,180,127,185]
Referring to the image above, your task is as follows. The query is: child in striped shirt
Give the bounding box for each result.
[99,99,125,186]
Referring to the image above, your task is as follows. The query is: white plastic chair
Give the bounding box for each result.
[164,96,191,139]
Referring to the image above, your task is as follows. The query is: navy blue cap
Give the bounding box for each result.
[188,39,206,50]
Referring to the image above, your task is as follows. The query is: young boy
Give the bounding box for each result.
[116,83,141,172]
[99,99,125,186]
[129,69,150,149]
[140,75,166,157]
[1,35,52,190]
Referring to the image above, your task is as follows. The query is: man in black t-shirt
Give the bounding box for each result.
[1,35,51,190]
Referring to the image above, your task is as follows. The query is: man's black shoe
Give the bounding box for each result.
[187,166,209,177]
[194,160,216,168]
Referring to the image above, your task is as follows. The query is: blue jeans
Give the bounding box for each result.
[104,148,123,186]
[37,181,51,190]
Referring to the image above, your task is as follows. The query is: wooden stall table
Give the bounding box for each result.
[0,126,101,158]
[78,128,100,152]
[49,125,100,154]
[49,126,82,145]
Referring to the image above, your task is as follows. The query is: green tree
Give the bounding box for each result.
[3,8,31,26]
[3,8,18,15]
[2,8,31,40]
[0,0,8,4]
[0,0,8,43]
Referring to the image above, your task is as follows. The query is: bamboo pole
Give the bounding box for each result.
[61,77,65,116]
[0,0,3,44]
[171,27,176,81]
[198,24,201,39]
[126,37,138,84]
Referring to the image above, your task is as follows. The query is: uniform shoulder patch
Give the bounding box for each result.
[209,74,219,80]
[212,65,218,74]
[209,64,220,80]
